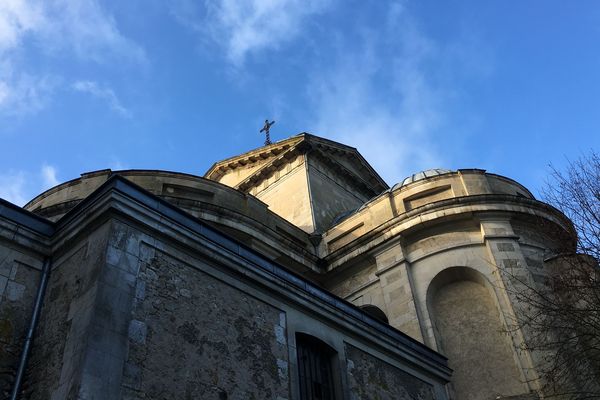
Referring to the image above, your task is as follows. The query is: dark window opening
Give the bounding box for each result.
[360,304,389,324]
[296,333,336,400]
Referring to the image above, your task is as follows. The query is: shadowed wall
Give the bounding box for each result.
[431,279,525,399]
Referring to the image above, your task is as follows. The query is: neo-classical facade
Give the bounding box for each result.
[0,133,576,399]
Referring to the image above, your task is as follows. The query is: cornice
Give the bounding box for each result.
[236,144,304,192]
[0,198,55,236]
[322,195,575,269]
[204,136,305,181]
[0,198,54,256]
[308,147,386,197]
[310,142,388,192]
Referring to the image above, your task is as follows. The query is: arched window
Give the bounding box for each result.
[296,333,336,400]
[359,305,389,324]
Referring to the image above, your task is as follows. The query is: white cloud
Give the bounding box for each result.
[0,0,144,116]
[0,170,27,206]
[0,0,145,62]
[40,0,146,64]
[0,164,62,206]
[306,2,449,185]
[0,0,45,53]
[72,80,131,117]
[170,0,332,66]
[41,164,59,189]
[108,158,129,171]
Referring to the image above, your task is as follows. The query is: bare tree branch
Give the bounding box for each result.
[500,151,600,399]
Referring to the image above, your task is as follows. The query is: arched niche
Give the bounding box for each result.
[426,267,526,400]
[359,305,389,324]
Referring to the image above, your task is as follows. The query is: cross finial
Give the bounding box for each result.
[259,119,275,146]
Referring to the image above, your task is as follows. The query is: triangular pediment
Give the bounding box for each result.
[204,133,388,194]
[204,135,304,188]
[204,133,389,233]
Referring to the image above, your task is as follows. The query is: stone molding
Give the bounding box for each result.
[323,194,574,269]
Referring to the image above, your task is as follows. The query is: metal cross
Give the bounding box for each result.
[259,119,275,145]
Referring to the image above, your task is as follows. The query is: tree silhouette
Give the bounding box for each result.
[502,152,600,399]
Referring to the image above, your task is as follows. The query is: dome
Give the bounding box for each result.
[393,168,453,190]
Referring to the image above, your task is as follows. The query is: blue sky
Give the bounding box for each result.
[1,0,599,206]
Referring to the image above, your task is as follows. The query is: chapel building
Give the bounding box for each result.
[0,133,576,399]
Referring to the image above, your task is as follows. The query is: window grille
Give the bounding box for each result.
[296,334,335,400]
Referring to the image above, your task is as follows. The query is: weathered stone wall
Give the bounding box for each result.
[110,217,448,400]
[26,222,111,400]
[513,220,566,284]
[404,221,481,261]
[24,217,292,400]
[325,246,424,342]
[0,242,42,397]
[123,245,289,400]
[328,258,390,331]
[326,258,378,300]
[345,344,434,400]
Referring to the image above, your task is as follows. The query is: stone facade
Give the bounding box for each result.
[0,243,43,396]
[0,133,580,399]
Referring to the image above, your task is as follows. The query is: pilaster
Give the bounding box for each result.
[480,218,541,392]
[374,241,424,342]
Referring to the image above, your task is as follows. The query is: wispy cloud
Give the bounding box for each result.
[170,0,332,66]
[0,0,145,63]
[0,164,62,206]
[0,72,57,116]
[41,163,59,189]
[0,0,144,116]
[108,157,129,171]
[306,2,463,185]
[0,170,27,206]
[0,0,45,53]
[72,80,131,117]
[39,0,146,64]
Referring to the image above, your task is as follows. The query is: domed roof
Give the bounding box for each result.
[393,169,453,190]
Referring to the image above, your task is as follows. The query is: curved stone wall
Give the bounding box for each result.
[25,169,267,221]
[321,169,575,399]
[24,169,319,272]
